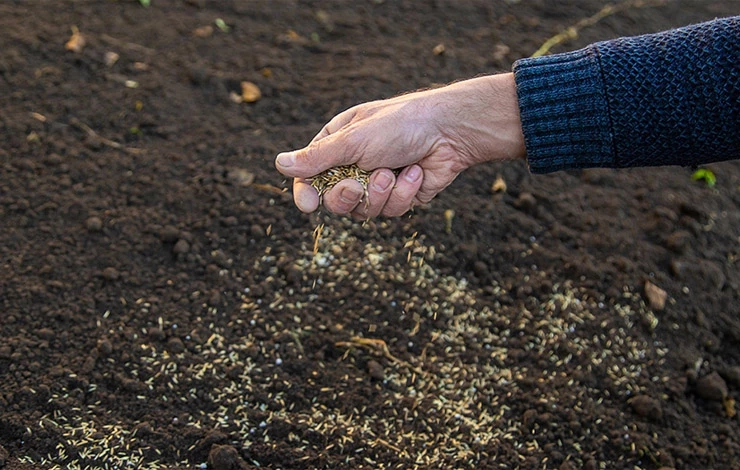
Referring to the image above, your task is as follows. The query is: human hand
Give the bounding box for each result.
[275,73,526,218]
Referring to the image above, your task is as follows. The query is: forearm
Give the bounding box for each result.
[513,16,740,173]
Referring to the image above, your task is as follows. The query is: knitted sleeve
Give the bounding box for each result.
[512,16,740,173]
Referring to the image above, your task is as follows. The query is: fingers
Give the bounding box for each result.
[381,165,423,217]
[292,178,320,213]
[292,165,424,217]
[276,131,358,179]
[322,179,365,215]
[350,169,395,219]
[277,108,360,179]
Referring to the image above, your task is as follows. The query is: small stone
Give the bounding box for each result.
[522,409,538,426]
[147,327,166,342]
[221,216,238,227]
[208,444,248,470]
[85,216,103,232]
[665,230,692,253]
[102,267,120,281]
[630,394,663,421]
[250,224,264,238]
[194,429,227,455]
[167,337,185,354]
[720,366,740,387]
[97,338,113,356]
[367,360,384,380]
[160,225,180,242]
[173,239,190,254]
[644,281,667,310]
[36,328,55,341]
[696,371,728,402]
[513,192,536,212]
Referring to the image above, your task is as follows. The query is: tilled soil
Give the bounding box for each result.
[1,1,739,469]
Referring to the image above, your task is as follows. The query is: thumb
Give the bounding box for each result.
[275,132,357,178]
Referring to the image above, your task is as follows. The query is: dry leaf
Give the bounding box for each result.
[724,396,736,418]
[65,26,86,53]
[241,81,261,103]
[193,25,214,38]
[491,175,507,193]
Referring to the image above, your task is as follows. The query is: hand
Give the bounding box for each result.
[275,73,526,218]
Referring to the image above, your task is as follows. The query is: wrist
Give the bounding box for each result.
[432,73,526,169]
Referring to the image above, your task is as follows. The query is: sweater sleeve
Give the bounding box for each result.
[512,16,740,174]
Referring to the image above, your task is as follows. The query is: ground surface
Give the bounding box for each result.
[1,1,739,469]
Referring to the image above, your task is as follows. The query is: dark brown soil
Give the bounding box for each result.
[2,1,739,469]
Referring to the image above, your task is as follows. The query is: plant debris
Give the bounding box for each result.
[65,26,86,53]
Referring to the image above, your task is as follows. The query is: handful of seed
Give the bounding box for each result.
[309,164,403,197]
[308,164,372,196]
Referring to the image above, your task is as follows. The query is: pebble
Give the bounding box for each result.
[85,216,103,232]
[221,216,238,227]
[513,192,537,212]
[160,225,180,242]
[250,224,264,238]
[97,338,113,356]
[207,444,248,470]
[36,327,55,341]
[696,371,728,402]
[721,366,740,387]
[367,360,384,380]
[644,281,667,311]
[665,230,691,253]
[167,337,185,354]
[102,267,120,281]
[670,259,725,291]
[173,239,190,254]
[147,327,166,342]
[629,394,663,421]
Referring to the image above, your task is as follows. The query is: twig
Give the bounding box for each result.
[251,183,288,195]
[531,0,669,57]
[70,118,143,155]
[99,34,156,55]
[335,336,427,377]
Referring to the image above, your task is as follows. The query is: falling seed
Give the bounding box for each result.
[444,209,455,233]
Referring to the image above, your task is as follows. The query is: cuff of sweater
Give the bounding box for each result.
[513,47,615,174]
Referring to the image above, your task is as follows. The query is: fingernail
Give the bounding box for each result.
[339,187,362,204]
[405,166,422,182]
[276,152,295,168]
[373,172,393,191]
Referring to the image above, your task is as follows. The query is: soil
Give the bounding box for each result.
[1,1,739,469]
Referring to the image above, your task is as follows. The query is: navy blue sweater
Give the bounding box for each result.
[513,16,739,173]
